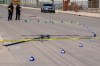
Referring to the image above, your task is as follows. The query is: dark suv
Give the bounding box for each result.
[41,3,55,13]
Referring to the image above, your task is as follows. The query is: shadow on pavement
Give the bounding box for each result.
[3,41,28,47]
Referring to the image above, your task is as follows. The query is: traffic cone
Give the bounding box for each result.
[79,43,83,47]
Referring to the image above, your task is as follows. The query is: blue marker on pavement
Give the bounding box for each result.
[61,49,65,54]
[29,56,35,61]
[79,43,83,47]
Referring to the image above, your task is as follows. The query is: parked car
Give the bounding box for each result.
[41,3,55,13]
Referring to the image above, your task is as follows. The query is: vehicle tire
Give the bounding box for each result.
[50,11,52,13]
[53,11,55,13]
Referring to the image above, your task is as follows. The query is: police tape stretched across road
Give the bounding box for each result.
[0,37,100,43]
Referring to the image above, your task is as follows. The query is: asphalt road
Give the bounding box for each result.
[0,5,100,66]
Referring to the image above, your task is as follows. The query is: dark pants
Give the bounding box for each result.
[8,12,13,21]
[16,13,20,20]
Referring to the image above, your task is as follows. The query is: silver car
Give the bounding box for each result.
[41,3,55,13]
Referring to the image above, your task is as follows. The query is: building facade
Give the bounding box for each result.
[99,0,100,8]
[88,0,99,8]
[71,0,100,8]
[2,0,100,8]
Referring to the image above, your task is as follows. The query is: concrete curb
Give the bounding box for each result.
[56,10,100,18]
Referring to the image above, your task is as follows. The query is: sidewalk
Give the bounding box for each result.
[0,4,100,18]
[56,10,100,18]
[19,5,100,18]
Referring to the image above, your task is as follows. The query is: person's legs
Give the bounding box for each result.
[10,13,13,20]
[8,13,10,21]
[8,12,12,21]
[15,13,18,20]
[18,14,20,20]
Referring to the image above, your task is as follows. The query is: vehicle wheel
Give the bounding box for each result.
[53,11,55,13]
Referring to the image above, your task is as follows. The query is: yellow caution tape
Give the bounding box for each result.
[0,37,100,43]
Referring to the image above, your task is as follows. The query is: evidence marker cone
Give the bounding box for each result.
[79,43,83,47]
[25,20,27,22]
[92,31,95,33]
[61,49,65,54]
[90,39,93,42]
[45,21,47,23]
[29,56,35,61]
[61,20,63,23]
[70,21,73,23]
[38,20,40,22]
[49,20,51,22]
[52,21,54,24]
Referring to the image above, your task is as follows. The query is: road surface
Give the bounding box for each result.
[0,5,100,66]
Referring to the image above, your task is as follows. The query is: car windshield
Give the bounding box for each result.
[43,4,53,6]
